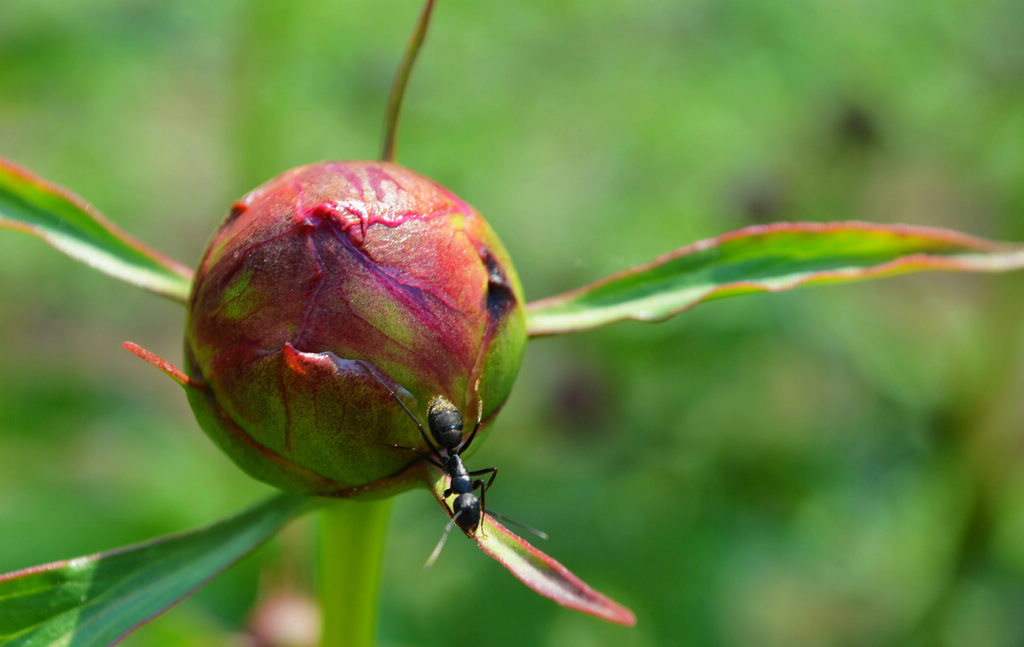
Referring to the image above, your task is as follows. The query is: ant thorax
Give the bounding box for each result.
[445,453,472,490]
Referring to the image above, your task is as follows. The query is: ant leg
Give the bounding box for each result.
[393,444,444,470]
[459,420,482,453]
[363,361,443,458]
[394,443,456,511]
[459,392,484,452]
[413,423,443,461]
[469,469,495,513]
[468,466,498,492]
[472,479,487,517]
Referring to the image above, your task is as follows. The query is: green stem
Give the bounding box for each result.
[318,497,393,647]
[380,0,437,162]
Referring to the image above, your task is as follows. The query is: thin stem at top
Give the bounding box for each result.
[380,0,437,162]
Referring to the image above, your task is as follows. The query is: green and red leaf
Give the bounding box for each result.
[0,156,193,302]
[424,466,635,626]
[0,493,316,647]
[474,516,637,626]
[526,221,1024,337]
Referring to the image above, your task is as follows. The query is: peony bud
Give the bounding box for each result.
[184,161,526,495]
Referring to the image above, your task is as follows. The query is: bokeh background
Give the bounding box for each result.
[2,1,1024,645]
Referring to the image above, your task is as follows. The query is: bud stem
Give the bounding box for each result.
[380,0,437,162]
[318,498,393,647]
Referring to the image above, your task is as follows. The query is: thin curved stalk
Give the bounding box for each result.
[380,0,437,162]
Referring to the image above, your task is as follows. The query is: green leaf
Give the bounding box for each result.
[0,493,317,646]
[0,157,194,303]
[423,466,635,625]
[526,221,1024,337]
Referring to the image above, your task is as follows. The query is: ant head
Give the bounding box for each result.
[452,491,482,535]
[427,396,464,451]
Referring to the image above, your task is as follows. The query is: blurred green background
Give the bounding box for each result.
[2,0,1023,645]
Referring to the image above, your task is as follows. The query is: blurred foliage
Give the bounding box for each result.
[2,0,1023,645]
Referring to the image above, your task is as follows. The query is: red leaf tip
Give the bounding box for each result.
[123,341,192,388]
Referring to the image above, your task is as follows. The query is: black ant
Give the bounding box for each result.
[364,366,494,547]
[365,366,544,564]
[396,393,498,539]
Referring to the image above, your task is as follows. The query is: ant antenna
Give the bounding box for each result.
[424,511,461,569]
[488,511,549,541]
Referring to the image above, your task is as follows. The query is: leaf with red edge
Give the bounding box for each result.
[0,156,194,303]
[474,515,637,626]
[525,221,1024,337]
[423,465,635,625]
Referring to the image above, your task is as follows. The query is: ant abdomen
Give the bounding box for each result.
[426,396,464,450]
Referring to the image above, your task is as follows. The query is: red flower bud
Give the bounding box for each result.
[184,161,526,495]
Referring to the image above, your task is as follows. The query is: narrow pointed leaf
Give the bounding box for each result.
[0,493,317,647]
[0,157,194,303]
[526,221,1024,337]
[473,516,637,626]
[424,466,635,625]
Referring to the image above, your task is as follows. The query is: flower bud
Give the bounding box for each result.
[185,161,526,495]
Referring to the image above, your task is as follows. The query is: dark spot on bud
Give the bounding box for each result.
[480,248,517,323]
